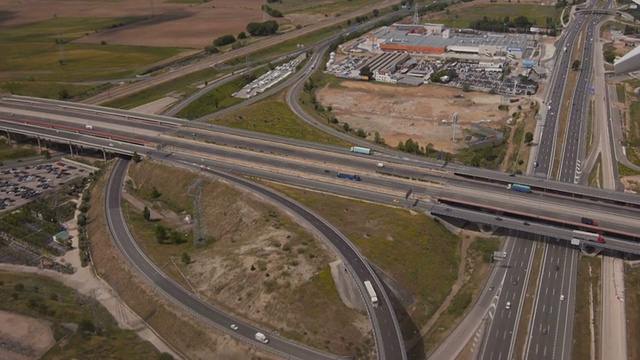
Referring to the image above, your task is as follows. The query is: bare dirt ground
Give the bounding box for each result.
[621,175,640,193]
[316,81,507,152]
[130,96,179,115]
[0,310,55,360]
[0,0,264,48]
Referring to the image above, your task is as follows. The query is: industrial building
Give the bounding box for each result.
[370,23,531,59]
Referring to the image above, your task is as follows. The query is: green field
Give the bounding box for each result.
[0,139,38,162]
[431,4,561,28]
[273,0,377,15]
[176,69,270,119]
[102,67,226,110]
[0,16,187,100]
[0,271,164,359]
[207,98,352,146]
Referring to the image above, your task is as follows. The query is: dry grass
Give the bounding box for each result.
[266,183,461,341]
[572,256,601,360]
[87,161,272,359]
[625,264,640,359]
[125,160,372,357]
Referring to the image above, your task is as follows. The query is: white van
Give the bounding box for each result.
[505,302,511,310]
[85,125,93,130]
[377,162,384,168]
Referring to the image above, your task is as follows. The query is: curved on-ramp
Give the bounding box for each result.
[105,158,406,359]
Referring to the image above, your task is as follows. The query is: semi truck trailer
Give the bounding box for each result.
[363,280,379,307]
[507,183,532,193]
[581,217,598,226]
[350,146,372,155]
[337,173,361,181]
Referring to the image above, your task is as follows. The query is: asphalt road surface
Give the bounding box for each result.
[479,232,537,360]
[524,240,577,360]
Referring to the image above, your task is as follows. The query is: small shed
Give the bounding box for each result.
[53,231,71,245]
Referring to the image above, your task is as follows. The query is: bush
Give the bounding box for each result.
[213,34,236,47]
[237,31,247,39]
[246,20,279,36]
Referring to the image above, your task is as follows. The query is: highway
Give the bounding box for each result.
[106,157,406,360]
[479,232,537,360]
[524,240,577,360]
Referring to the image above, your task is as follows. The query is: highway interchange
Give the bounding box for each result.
[1,1,639,358]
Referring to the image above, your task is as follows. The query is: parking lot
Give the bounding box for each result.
[0,161,87,212]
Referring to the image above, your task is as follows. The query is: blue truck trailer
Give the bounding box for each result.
[507,183,532,193]
[337,173,361,181]
[350,146,372,155]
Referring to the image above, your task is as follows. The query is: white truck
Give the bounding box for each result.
[364,280,379,308]
[85,124,93,130]
[254,332,269,344]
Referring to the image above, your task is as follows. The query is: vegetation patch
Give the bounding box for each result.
[0,271,163,359]
[267,183,461,340]
[125,161,371,356]
[430,4,561,30]
[572,256,601,360]
[208,98,351,146]
[618,162,640,176]
[102,67,224,110]
[176,70,268,119]
[0,138,38,163]
[0,17,184,83]
[626,264,640,359]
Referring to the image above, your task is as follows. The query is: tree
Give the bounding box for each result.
[359,65,373,79]
[204,45,220,54]
[143,206,151,221]
[213,34,236,47]
[181,252,191,265]
[572,60,581,70]
[132,151,141,163]
[356,129,367,138]
[79,319,96,334]
[158,353,175,360]
[155,225,168,243]
[77,214,87,226]
[246,20,279,36]
[343,122,350,132]
[237,31,247,39]
[42,150,51,159]
[525,132,534,143]
[372,9,380,17]
[58,89,70,100]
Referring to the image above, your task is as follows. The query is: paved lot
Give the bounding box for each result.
[0,161,87,212]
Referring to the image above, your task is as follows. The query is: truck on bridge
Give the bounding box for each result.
[507,183,532,193]
[337,173,361,181]
[350,146,372,155]
[364,280,379,308]
[572,230,605,244]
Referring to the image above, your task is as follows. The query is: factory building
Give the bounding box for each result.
[372,24,530,59]
[362,52,411,83]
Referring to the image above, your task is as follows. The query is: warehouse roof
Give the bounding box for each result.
[373,26,528,50]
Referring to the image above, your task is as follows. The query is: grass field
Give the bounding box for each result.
[176,69,269,119]
[430,4,561,28]
[588,155,602,187]
[626,264,640,359]
[0,81,108,101]
[514,241,544,358]
[424,236,500,350]
[102,67,224,109]
[224,25,343,65]
[267,183,461,336]
[619,162,640,176]
[273,0,379,15]
[0,17,185,83]
[208,97,352,146]
[572,256,601,360]
[0,271,162,359]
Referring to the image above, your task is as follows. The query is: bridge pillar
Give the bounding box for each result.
[102,149,107,162]
[68,142,74,157]
[36,137,41,149]
[4,130,10,144]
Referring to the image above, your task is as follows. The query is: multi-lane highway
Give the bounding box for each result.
[524,239,577,360]
[479,232,537,360]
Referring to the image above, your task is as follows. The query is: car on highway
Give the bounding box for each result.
[230,324,239,331]
[505,301,511,310]
[560,295,565,301]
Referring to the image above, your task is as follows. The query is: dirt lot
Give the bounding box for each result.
[316,81,508,152]
[0,310,55,360]
[0,0,264,48]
